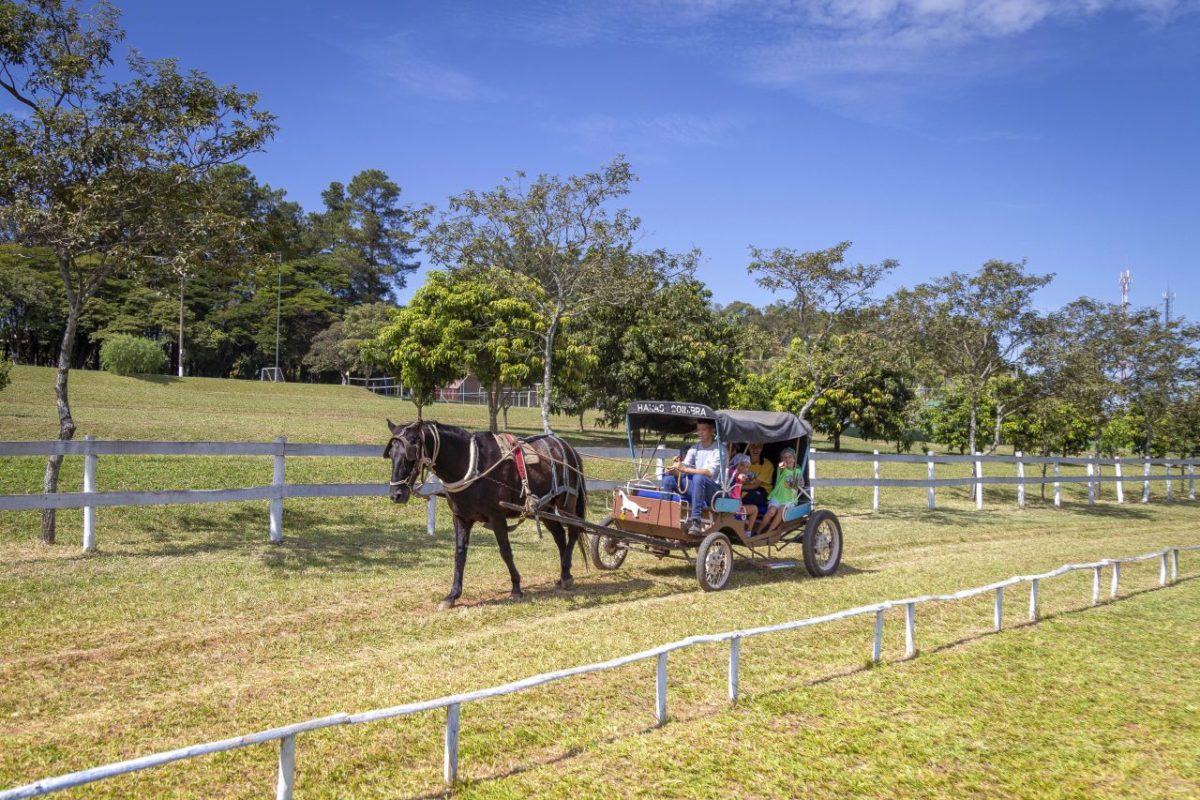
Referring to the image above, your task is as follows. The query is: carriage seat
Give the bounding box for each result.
[630,488,684,503]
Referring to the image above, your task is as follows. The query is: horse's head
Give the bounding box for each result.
[384,419,426,504]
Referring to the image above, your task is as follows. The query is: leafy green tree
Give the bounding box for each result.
[312,169,420,304]
[304,302,398,384]
[855,371,920,453]
[0,244,64,365]
[891,260,1052,456]
[423,157,681,433]
[747,241,898,417]
[0,354,10,392]
[99,333,165,376]
[0,0,275,542]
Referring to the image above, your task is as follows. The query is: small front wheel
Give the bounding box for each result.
[802,510,842,578]
[590,517,628,571]
[696,531,734,591]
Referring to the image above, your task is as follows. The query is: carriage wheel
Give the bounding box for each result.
[590,517,628,571]
[696,531,734,592]
[802,510,842,578]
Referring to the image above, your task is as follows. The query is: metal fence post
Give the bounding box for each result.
[1028,578,1040,622]
[656,653,668,726]
[1142,456,1150,503]
[82,434,98,553]
[1016,452,1025,509]
[1086,460,1096,506]
[872,451,880,513]
[1110,561,1121,598]
[975,453,984,510]
[1115,458,1124,504]
[276,735,296,800]
[927,451,936,510]
[1053,461,1061,508]
[728,638,740,703]
[872,609,884,663]
[270,436,285,543]
[444,703,461,785]
[994,587,1003,632]
[904,603,916,658]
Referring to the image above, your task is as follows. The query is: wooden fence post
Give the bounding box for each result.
[444,703,461,785]
[82,434,98,553]
[974,453,984,510]
[904,603,916,658]
[994,587,1003,632]
[656,653,668,726]
[1142,457,1150,503]
[927,451,936,510]
[1086,460,1096,506]
[1189,462,1196,501]
[872,609,884,663]
[1110,561,1121,598]
[808,450,817,505]
[426,496,437,536]
[872,451,880,513]
[1016,451,1025,509]
[1028,578,1040,622]
[1160,552,1169,586]
[1166,463,1173,501]
[276,735,296,800]
[270,436,285,543]
[1172,548,1180,581]
[728,638,740,703]
[1092,566,1102,605]
[1053,461,1061,508]
[1115,458,1124,504]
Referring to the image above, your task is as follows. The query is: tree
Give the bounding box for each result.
[304,302,398,384]
[747,241,898,418]
[0,0,276,542]
[312,169,420,304]
[423,156,679,433]
[892,260,1052,457]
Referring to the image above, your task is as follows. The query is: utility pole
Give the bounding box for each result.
[1119,269,1130,310]
[274,255,282,374]
[1163,287,1176,324]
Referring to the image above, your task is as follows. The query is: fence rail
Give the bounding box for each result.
[2,439,1197,551]
[2,544,1196,800]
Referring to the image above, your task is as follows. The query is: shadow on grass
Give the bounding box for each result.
[852,502,1158,526]
[134,374,183,384]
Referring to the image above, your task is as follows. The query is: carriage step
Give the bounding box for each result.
[762,560,799,570]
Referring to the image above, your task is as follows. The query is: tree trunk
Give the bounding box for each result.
[40,293,83,544]
[502,404,510,431]
[487,384,500,434]
[832,429,841,451]
[177,273,186,378]
[578,411,584,433]
[540,306,563,435]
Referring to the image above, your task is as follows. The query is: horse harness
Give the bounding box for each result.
[392,424,580,519]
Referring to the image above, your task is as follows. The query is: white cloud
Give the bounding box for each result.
[562,111,745,151]
[361,34,493,103]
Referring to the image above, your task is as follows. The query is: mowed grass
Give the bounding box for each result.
[1,365,1199,798]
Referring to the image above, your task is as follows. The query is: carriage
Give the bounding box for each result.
[521,400,844,591]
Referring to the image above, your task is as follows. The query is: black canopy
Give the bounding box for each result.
[626,401,811,444]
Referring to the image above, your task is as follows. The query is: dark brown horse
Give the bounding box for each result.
[385,420,588,610]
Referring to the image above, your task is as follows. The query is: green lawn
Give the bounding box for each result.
[2,366,1199,799]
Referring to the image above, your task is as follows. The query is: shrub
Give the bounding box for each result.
[100,335,166,376]
[0,356,11,392]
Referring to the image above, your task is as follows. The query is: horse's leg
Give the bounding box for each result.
[438,516,473,612]
[544,519,573,589]
[491,514,523,601]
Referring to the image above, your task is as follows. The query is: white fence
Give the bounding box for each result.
[1,544,1195,799]
[1,440,1196,553]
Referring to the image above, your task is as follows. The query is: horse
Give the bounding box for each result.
[384,419,589,610]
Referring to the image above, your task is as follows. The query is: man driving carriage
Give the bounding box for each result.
[660,420,722,534]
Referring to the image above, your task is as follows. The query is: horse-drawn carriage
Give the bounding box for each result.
[525,400,844,592]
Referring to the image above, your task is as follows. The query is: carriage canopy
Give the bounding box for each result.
[625,400,813,444]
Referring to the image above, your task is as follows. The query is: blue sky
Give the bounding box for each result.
[105,2,1200,318]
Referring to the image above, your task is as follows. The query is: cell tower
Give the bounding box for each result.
[1119,270,1130,309]
[1163,287,1176,324]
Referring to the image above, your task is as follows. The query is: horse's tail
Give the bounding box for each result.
[569,443,589,570]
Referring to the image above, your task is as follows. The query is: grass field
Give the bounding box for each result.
[2,365,1199,798]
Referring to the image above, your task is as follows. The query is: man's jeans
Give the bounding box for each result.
[661,474,719,522]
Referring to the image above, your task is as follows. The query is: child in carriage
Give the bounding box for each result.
[759,447,802,534]
[727,451,759,531]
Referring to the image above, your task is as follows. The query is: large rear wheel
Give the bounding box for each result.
[802,510,842,578]
[590,517,628,571]
[695,531,734,591]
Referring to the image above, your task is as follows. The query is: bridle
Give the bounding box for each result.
[387,422,441,494]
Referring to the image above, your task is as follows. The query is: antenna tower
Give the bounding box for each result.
[1163,287,1176,324]
[1119,270,1130,309]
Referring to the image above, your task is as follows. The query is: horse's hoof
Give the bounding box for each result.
[510,591,524,602]
[437,599,456,612]
[557,578,574,590]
